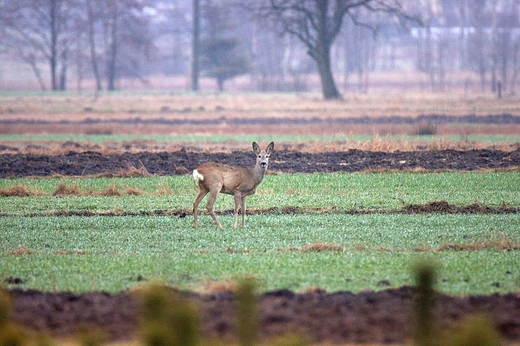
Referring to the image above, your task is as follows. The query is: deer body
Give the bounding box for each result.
[193,142,274,229]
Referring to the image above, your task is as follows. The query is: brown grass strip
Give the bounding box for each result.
[8,246,35,255]
[4,201,519,218]
[56,250,90,255]
[281,243,345,253]
[402,201,519,214]
[0,184,34,197]
[300,243,344,252]
[3,136,520,156]
[435,236,520,251]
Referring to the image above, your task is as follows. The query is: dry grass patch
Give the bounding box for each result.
[153,182,175,195]
[300,243,344,252]
[98,182,121,196]
[0,184,40,197]
[55,250,91,255]
[2,136,519,156]
[8,246,35,255]
[196,279,238,294]
[53,182,82,196]
[0,181,170,197]
[124,186,145,195]
[435,235,520,251]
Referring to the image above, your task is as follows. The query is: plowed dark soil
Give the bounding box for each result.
[3,147,520,344]
[8,287,520,344]
[1,147,520,177]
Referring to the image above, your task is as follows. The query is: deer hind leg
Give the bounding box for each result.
[206,187,223,229]
[193,187,208,228]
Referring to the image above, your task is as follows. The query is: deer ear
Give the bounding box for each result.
[266,142,274,154]
[252,141,260,154]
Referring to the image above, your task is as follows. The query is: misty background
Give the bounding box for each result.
[1,0,519,98]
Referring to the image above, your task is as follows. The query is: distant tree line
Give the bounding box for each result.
[1,0,519,99]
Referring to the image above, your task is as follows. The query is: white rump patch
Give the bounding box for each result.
[193,169,204,182]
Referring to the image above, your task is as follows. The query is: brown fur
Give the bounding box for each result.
[193,141,274,229]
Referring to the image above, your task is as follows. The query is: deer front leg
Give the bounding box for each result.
[233,193,242,229]
[241,196,246,228]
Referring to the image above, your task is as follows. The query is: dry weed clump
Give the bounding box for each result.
[98,182,121,196]
[124,186,145,195]
[53,182,128,197]
[0,184,38,197]
[53,182,82,196]
[196,279,238,295]
[153,182,175,195]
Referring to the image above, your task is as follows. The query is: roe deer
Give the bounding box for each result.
[192,141,274,229]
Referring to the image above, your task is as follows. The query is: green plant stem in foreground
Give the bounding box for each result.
[1,214,519,294]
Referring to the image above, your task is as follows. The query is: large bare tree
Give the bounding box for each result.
[255,0,412,99]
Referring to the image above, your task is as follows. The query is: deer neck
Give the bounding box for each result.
[250,164,267,185]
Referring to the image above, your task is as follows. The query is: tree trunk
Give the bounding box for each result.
[490,0,498,93]
[510,41,520,94]
[50,0,59,90]
[314,0,341,99]
[59,48,68,90]
[314,45,342,99]
[425,27,436,91]
[27,55,47,91]
[87,0,102,92]
[191,0,200,91]
[475,27,487,92]
[107,2,118,91]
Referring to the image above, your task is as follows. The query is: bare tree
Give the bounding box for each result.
[101,0,154,91]
[253,0,412,99]
[86,0,102,91]
[0,0,75,90]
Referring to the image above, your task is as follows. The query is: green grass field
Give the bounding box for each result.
[0,172,519,214]
[1,172,519,295]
